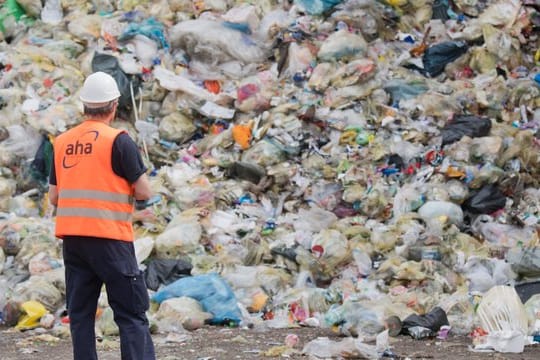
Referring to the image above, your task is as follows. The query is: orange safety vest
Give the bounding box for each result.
[54,120,135,242]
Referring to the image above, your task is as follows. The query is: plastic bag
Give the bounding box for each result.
[401,307,449,336]
[169,19,266,67]
[91,52,140,109]
[302,337,377,359]
[524,294,540,335]
[383,79,429,105]
[0,125,42,160]
[15,300,47,330]
[41,0,62,25]
[152,273,242,325]
[295,0,344,16]
[96,306,119,336]
[134,236,154,264]
[417,201,463,226]
[476,285,528,335]
[235,71,276,113]
[0,0,28,40]
[118,17,169,50]
[507,248,540,279]
[318,29,368,61]
[158,112,197,144]
[407,41,468,77]
[154,218,203,259]
[144,258,192,291]
[12,277,63,312]
[441,115,492,146]
[463,184,506,214]
[153,297,212,332]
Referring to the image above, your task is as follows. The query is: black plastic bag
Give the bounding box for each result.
[91,52,140,109]
[401,306,449,335]
[422,41,468,77]
[144,259,192,291]
[441,115,492,145]
[463,184,507,214]
[403,41,468,77]
[432,0,450,21]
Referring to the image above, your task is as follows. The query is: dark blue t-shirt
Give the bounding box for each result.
[49,133,147,185]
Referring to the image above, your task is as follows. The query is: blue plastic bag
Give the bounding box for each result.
[152,273,242,325]
[295,0,344,16]
[119,17,169,50]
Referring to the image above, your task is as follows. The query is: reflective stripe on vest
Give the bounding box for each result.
[56,207,132,222]
[57,189,133,221]
[59,189,134,204]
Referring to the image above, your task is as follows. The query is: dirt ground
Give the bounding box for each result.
[1,325,540,360]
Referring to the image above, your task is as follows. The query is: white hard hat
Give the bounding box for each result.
[79,71,121,104]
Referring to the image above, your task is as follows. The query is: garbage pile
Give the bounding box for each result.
[1,0,540,356]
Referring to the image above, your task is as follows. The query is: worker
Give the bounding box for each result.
[48,71,155,360]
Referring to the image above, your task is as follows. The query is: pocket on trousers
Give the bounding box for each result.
[127,270,150,314]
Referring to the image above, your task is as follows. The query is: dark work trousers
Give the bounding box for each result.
[63,236,155,360]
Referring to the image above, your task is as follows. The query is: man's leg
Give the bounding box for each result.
[100,240,155,360]
[63,240,102,360]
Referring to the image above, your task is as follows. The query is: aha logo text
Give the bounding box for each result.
[62,130,99,169]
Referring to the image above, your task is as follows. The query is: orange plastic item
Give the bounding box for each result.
[232,124,252,150]
[204,80,221,94]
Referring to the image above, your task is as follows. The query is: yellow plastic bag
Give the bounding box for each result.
[15,300,47,330]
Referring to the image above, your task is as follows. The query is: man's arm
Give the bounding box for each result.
[133,173,152,200]
[49,184,58,206]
